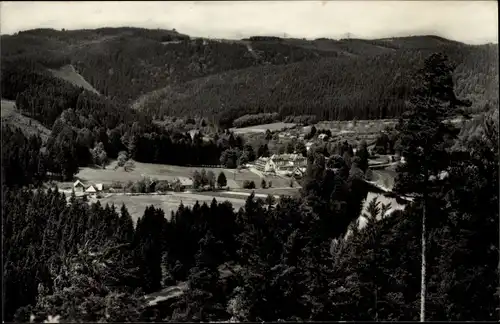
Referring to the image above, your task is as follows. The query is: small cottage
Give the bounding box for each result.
[178,177,193,190]
[86,185,97,194]
[73,180,86,192]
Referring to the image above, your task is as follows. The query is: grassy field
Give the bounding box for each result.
[92,192,246,222]
[1,99,51,141]
[69,160,294,189]
[232,187,300,196]
[49,65,99,94]
[315,119,399,137]
[1,99,16,118]
[231,122,297,134]
[314,115,477,137]
[60,160,299,221]
[196,187,300,200]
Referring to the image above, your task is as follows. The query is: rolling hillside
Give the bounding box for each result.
[1,28,497,128]
[48,65,99,94]
[1,99,51,141]
[139,41,498,126]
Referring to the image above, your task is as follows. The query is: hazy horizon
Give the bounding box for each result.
[1,1,498,45]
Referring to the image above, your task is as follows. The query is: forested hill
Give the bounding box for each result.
[138,39,498,127]
[1,28,498,126]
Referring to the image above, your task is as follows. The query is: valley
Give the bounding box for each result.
[1,22,498,323]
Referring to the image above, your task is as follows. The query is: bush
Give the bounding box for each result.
[172,180,183,192]
[243,180,256,189]
[117,151,128,167]
[111,181,123,189]
[125,180,134,192]
[365,169,373,181]
[155,181,170,192]
[124,160,136,172]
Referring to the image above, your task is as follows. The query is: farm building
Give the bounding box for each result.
[178,177,194,190]
[254,157,270,172]
[73,180,86,192]
[86,185,97,194]
[74,181,103,195]
[292,166,306,178]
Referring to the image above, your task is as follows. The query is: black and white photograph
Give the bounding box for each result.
[1,1,498,322]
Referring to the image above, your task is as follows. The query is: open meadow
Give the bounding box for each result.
[231,122,297,134]
[91,192,246,223]
[56,160,299,221]
[1,99,16,118]
[315,118,399,134]
[68,160,294,189]
[1,99,51,141]
[49,65,100,94]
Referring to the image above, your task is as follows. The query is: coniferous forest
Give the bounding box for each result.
[1,26,499,322]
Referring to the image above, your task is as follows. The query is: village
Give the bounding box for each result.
[58,118,407,225]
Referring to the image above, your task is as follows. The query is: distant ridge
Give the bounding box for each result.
[1,28,497,127]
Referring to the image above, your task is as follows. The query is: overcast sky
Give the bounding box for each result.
[1,1,497,44]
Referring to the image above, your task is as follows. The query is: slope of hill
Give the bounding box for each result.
[49,65,99,94]
[1,99,51,141]
[138,40,498,126]
[1,28,497,127]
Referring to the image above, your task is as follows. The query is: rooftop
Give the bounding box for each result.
[270,153,305,161]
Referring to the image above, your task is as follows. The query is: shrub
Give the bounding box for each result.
[155,181,170,192]
[111,181,122,189]
[243,180,256,189]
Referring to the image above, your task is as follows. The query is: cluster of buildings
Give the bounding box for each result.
[254,153,307,177]
[73,180,103,196]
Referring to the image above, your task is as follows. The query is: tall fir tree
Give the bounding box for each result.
[394,52,468,321]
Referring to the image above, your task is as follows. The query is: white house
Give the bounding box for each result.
[73,180,86,192]
[178,177,194,189]
[86,185,97,194]
[254,157,270,172]
[267,154,307,175]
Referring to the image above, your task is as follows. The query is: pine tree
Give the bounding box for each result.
[356,140,370,172]
[394,52,466,322]
[217,171,227,188]
[118,204,135,244]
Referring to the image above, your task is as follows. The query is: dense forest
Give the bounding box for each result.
[1,28,498,128]
[2,48,498,322]
[1,55,250,174]
[142,44,497,127]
